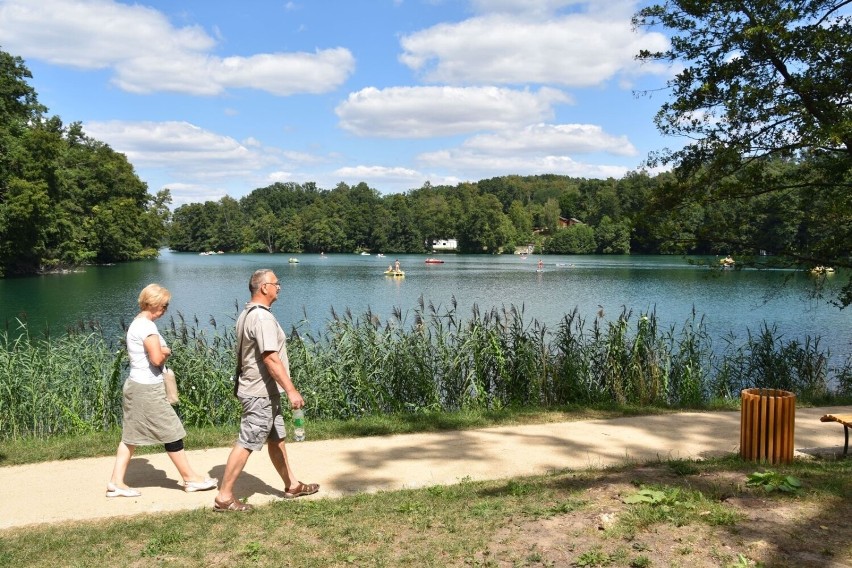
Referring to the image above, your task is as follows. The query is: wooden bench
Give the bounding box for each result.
[820,414,852,456]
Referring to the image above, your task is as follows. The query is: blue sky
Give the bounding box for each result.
[0,0,674,206]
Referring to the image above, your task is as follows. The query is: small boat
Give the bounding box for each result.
[720,256,735,268]
[360,251,370,256]
[377,253,385,258]
[424,258,444,264]
[288,258,299,264]
[811,266,835,275]
[384,270,405,277]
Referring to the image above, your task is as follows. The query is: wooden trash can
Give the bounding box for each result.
[740,388,796,464]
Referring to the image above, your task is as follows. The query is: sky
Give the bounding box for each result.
[0,0,675,207]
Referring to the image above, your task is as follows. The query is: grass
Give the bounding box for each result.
[0,454,848,567]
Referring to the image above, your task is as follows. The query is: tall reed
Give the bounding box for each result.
[0,322,124,438]
[1,305,848,439]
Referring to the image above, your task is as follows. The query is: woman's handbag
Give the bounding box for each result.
[163,367,179,405]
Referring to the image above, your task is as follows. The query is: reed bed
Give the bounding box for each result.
[1,302,850,439]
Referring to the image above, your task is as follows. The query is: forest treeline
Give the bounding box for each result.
[167,166,836,258]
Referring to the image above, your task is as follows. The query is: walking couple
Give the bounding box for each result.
[107,269,319,511]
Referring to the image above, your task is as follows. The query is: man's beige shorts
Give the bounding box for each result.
[237,396,286,451]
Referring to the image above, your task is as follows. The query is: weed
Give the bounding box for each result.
[726,553,751,567]
[666,459,700,476]
[575,548,611,566]
[745,471,802,493]
[243,541,262,562]
[141,527,184,557]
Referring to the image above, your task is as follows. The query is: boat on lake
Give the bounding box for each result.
[811,266,835,275]
[384,270,405,277]
[288,258,299,264]
[424,258,444,264]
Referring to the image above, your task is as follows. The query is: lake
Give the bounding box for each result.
[1,251,849,364]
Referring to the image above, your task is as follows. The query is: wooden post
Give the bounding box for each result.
[740,388,796,464]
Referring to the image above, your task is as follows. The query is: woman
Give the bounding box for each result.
[106,283,217,497]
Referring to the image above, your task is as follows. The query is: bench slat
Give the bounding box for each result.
[820,414,852,426]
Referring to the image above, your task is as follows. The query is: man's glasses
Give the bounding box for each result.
[264,281,281,289]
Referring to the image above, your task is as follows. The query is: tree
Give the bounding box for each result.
[457,194,512,253]
[595,216,631,254]
[545,225,596,254]
[507,200,533,238]
[634,0,852,306]
[540,198,561,232]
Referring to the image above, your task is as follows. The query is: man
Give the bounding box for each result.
[213,269,319,512]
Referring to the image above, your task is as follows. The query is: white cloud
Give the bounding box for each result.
[159,183,229,207]
[335,165,422,182]
[464,123,637,156]
[81,120,286,202]
[336,86,571,138]
[411,120,638,179]
[0,0,354,95]
[399,10,668,86]
[417,147,629,179]
[83,120,262,169]
[468,0,589,16]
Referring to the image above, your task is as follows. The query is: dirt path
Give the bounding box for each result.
[1,406,848,530]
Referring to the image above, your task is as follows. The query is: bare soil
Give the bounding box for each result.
[477,465,852,568]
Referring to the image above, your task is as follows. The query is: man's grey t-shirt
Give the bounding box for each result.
[235,303,290,398]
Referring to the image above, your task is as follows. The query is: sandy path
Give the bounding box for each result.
[1,406,848,530]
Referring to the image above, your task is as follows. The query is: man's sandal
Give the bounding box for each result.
[283,482,319,499]
[213,497,254,512]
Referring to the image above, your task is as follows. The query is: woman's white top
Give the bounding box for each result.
[126,317,166,384]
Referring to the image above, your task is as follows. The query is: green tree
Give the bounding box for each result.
[540,198,561,233]
[0,179,52,272]
[138,189,172,253]
[545,225,596,254]
[507,200,533,238]
[458,194,511,253]
[634,0,852,305]
[595,216,631,254]
[383,194,424,252]
[0,49,45,200]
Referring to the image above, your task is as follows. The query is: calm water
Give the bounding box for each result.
[1,251,849,362]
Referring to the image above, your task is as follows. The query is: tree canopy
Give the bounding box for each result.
[0,47,168,276]
[633,0,852,306]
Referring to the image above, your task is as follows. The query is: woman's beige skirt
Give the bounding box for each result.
[121,379,187,445]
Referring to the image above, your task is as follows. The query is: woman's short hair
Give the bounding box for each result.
[138,283,171,311]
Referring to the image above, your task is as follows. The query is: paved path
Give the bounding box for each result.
[1,406,848,530]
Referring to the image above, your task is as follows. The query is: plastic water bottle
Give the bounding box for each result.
[293,408,305,441]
